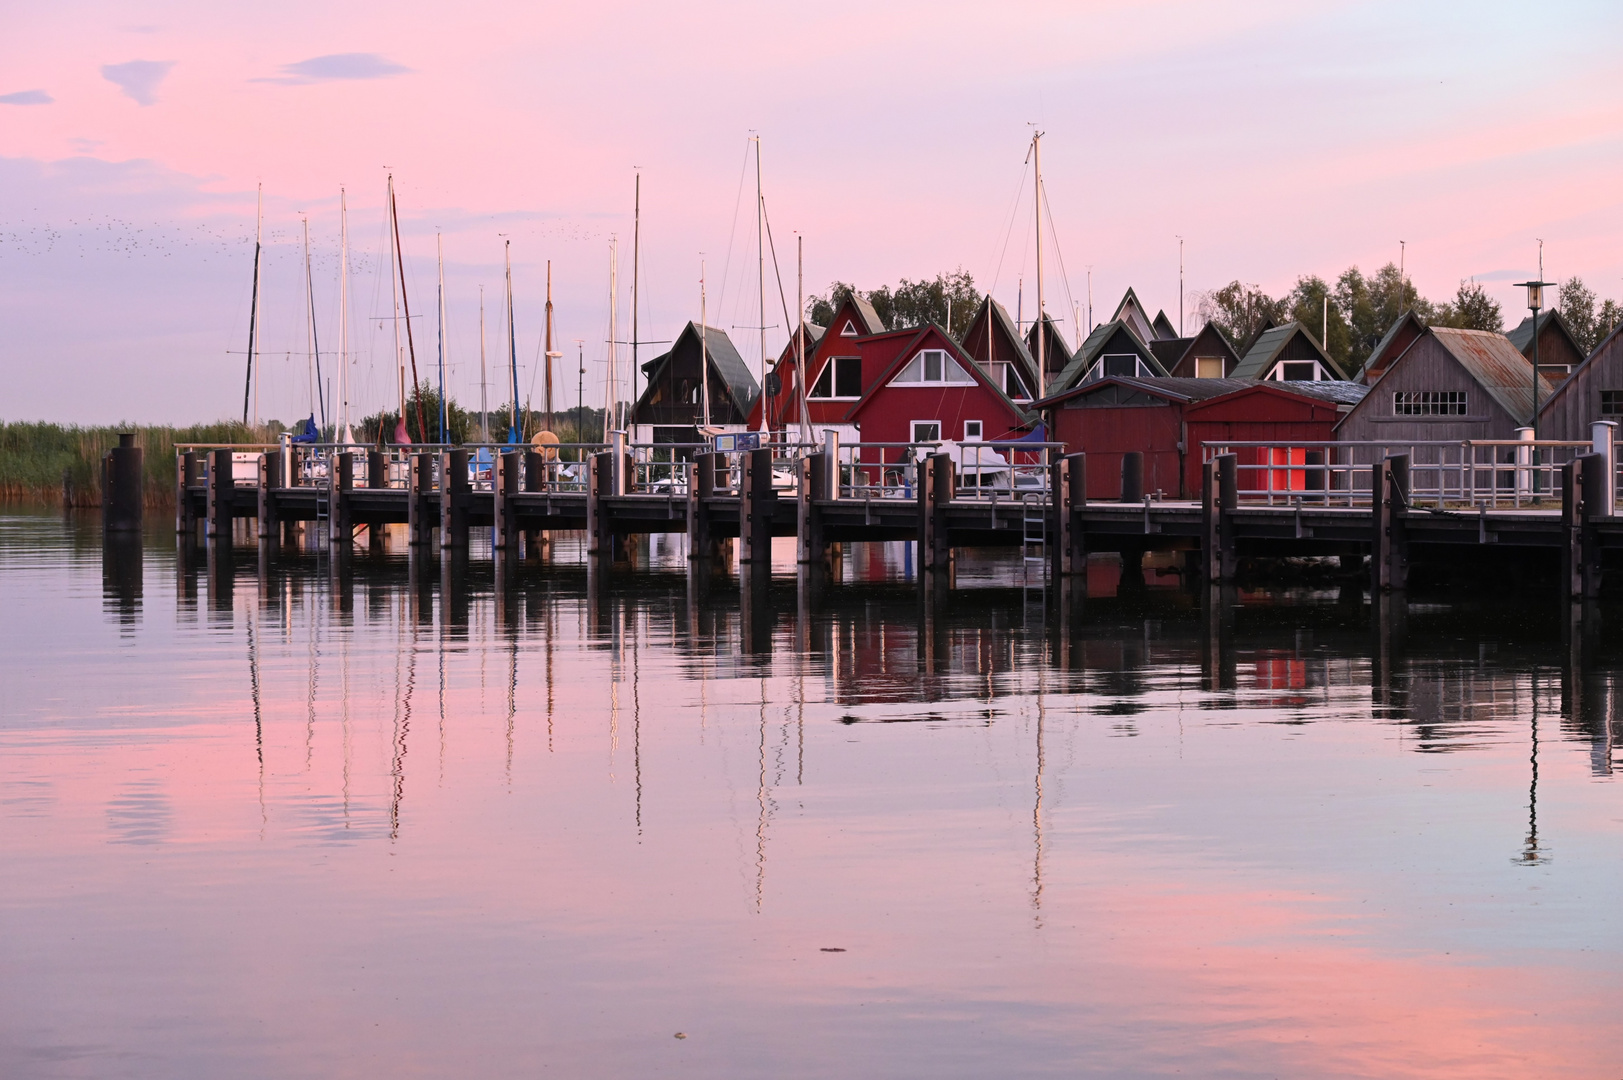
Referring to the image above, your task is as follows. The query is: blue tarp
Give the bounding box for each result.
[1010,423,1047,443]
[290,415,319,443]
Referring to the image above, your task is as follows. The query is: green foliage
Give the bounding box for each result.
[807,269,980,340]
[1557,277,1621,354]
[358,382,475,445]
[1193,281,1288,353]
[1284,275,1352,364]
[1431,280,1503,333]
[0,420,268,506]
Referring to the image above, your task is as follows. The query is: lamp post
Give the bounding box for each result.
[1516,279,1554,440]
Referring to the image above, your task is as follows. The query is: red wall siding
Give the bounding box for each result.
[1183,391,1341,495]
[1052,403,1185,498]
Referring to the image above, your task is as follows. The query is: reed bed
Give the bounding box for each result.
[0,421,271,508]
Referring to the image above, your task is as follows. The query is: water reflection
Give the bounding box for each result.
[1,511,1618,1077]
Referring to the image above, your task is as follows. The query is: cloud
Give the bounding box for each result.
[102,60,174,105]
[0,90,53,105]
[264,53,410,85]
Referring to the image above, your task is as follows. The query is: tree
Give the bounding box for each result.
[1599,300,1622,348]
[1194,281,1287,352]
[806,270,980,339]
[1432,279,1503,332]
[1285,274,1352,370]
[1559,277,1600,353]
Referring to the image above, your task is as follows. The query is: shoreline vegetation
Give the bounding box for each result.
[1,395,606,508]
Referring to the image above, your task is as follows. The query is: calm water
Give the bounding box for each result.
[3,510,1622,1079]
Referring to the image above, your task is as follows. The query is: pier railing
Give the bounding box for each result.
[1200,439,1602,508]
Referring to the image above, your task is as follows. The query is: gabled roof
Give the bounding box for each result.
[1148,321,1241,375]
[1387,327,1545,425]
[1541,317,1623,417]
[1232,322,1349,381]
[1238,316,1277,358]
[826,294,886,340]
[1034,376,1254,410]
[1359,310,1427,384]
[636,321,760,415]
[1152,310,1179,341]
[1110,288,1157,345]
[1508,307,1582,358]
[962,295,1039,387]
[843,323,1034,428]
[1024,312,1074,371]
[1048,319,1171,393]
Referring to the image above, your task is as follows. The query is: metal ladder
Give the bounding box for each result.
[1021,492,1047,585]
[313,459,330,556]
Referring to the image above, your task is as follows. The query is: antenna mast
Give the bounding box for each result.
[700,261,711,429]
[1030,131,1046,398]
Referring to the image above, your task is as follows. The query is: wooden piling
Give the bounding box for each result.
[587,451,615,556]
[257,452,281,539]
[440,449,470,549]
[407,452,433,546]
[328,452,354,547]
[493,450,519,550]
[1372,453,1409,592]
[1057,452,1086,576]
[1201,453,1238,582]
[798,452,828,564]
[177,451,199,536]
[918,453,954,572]
[688,452,720,560]
[1578,451,1606,598]
[740,447,775,564]
[207,447,233,539]
[100,433,144,535]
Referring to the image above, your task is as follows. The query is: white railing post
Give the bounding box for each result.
[1592,420,1617,517]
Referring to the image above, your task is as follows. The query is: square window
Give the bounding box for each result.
[1280,362,1317,381]
[1195,357,1224,379]
[911,421,941,444]
[1392,391,1467,416]
[833,357,863,398]
[923,351,943,381]
[963,420,983,441]
[1601,391,1623,417]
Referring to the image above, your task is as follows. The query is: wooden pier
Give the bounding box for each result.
[127,440,1623,599]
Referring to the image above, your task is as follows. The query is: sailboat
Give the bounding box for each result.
[337,187,359,447]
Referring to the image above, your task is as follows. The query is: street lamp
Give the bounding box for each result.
[1516,279,1554,441]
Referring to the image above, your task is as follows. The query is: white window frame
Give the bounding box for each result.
[963,420,983,441]
[1392,390,1467,416]
[889,348,977,387]
[911,420,942,444]
[1083,354,1155,384]
[1270,360,1324,382]
[808,356,862,400]
[1194,356,1225,379]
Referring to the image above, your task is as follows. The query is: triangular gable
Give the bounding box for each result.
[1153,321,1240,378]
[1359,310,1427,384]
[844,324,1032,426]
[803,295,886,395]
[888,350,976,386]
[1508,307,1581,358]
[1337,327,1545,433]
[1540,316,1623,419]
[632,321,759,418]
[1232,322,1348,381]
[1048,319,1169,394]
[1110,287,1157,345]
[962,295,1040,396]
[1151,310,1179,341]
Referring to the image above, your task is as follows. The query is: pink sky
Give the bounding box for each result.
[2,0,1622,423]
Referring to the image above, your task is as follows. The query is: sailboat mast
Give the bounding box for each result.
[436,232,447,444]
[605,237,618,442]
[544,261,555,434]
[1031,131,1046,398]
[303,216,324,428]
[389,177,403,429]
[754,137,766,423]
[797,235,808,446]
[700,261,711,429]
[242,183,262,425]
[339,187,349,438]
[478,286,488,442]
[505,240,519,440]
[631,172,640,428]
[389,175,428,442]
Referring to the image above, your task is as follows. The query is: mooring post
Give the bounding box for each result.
[1577,451,1605,599]
[587,451,615,556]
[1057,452,1086,576]
[328,452,354,547]
[1120,450,1144,503]
[366,449,386,490]
[493,450,519,550]
[1202,453,1238,582]
[740,446,776,564]
[916,452,954,572]
[406,452,434,546]
[101,432,144,536]
[206,447,234,540]
[440,448,470,549]
[1373,452,1410,592]
[257,452,281,539]
[688,452,719,560]
[798,452,827,564]
[177,451,199,536]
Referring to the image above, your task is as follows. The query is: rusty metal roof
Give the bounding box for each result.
[1428,327,1552,424]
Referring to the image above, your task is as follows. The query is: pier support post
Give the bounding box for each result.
[1373,452,1410,592]
[257,452,281,539]
[207,447,233,540]
[493,450,519,550]
[1057,453,1086,576]
[440,449,470,549]
[798,452,828,564]
[587,451,615,556]
[328,452,354,547]
[1563,454,1605,600]
[102,433,144,536]
[740,447,776,565]
[918,452,954,572]
[688,452,720,560]
[407,452,434,546]
[1202,454,1238,582]
[177,451,199,536]
[1120,451,1144,503]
